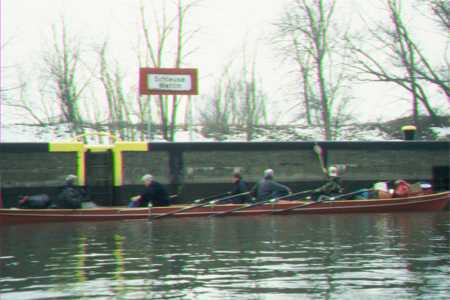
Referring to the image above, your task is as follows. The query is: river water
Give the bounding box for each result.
[1,212,449,300]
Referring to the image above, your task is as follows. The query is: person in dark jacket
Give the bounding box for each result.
[53,175,87,209]
[129,174,170,207]
[228,172,250,204]
[250,169,291,201]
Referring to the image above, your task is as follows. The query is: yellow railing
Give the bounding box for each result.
[50,132,147,187]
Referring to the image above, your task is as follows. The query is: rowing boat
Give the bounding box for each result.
[0,192,448,224]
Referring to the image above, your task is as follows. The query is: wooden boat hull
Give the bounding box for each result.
[150,192,449,218]
[0,192,448,224]
[0,207,150,224]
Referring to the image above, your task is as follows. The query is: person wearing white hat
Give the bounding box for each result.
[328,166,338,178]
[250,169,291,201]
[129,174,170,207]
[312,166,344,201]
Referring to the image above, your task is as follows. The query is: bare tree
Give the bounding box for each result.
[293,37,316,126]
[424,0,449,31]
[273,15,321,127]
[349,0,448,128]
[199,63,235,139]
[274,0,353,140]
[96,41,133,140]
[0,40,21,104]
[235,54,268,141]
[40,18,91,136]
[3,73,56,127]
[200,48,267,141]
[1,41,52,128]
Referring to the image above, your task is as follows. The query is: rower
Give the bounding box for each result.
[312,166,344,201]
[228,172,250,204]
[129,174,170,207]
[250,169,291,201]
[52,174,88,209]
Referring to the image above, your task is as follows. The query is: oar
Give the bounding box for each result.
[149,191,250,220]
[147,191,227,208]
[212,189,314,217]
[274,189,373,214]
[192,192,230,204]
[207,191,250,205]
[273,198,322,214]
[328,189,373,201]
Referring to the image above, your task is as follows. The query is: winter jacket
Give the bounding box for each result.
[54,184,87,209]
[251,179,290,201]
[139,181,170,207]
[229,179,250,203]
[316,177,344,195]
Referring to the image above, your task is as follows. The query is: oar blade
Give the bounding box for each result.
[313,144,323,155]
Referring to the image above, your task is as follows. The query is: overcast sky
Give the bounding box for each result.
[1,0,448,131]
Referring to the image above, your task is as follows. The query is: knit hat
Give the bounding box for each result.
[65,174,77,183]
[142,174,153,182]
[264,169,274,179]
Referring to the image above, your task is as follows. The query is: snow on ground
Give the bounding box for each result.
[1,123,403,143]
[431,127,450,140]
[1,124,72,142]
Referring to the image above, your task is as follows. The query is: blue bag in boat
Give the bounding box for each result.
[18,194,51,209]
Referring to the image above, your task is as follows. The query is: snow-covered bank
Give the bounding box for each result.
[2,122,448,143]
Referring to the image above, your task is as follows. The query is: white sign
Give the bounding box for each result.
[147,74,192,91]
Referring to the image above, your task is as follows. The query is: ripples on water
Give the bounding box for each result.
[0,212,449,299]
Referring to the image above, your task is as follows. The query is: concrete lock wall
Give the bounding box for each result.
[326,143,449,184]
[0,143,81,207]
[118,141,449,204]
[1,141,449,208]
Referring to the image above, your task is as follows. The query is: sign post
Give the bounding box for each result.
[139,68,198,96]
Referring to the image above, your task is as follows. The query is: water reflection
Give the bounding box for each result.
[75,236,88,283]
[0,212,449,299]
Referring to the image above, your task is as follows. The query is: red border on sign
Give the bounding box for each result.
[139,68,198,95]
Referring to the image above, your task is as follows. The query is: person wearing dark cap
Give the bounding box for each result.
[250,169,291,201]
[53,174,88,208]
[228,172,250,204]
[129,174,170,207]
